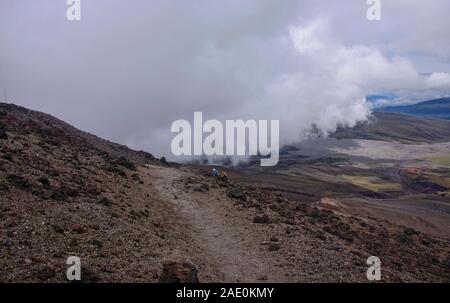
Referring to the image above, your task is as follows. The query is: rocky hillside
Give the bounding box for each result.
[0,103,175,282]
[1,103,450,282]
[332,112,450,143]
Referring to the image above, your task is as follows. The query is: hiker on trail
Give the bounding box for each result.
[212,168,219,177]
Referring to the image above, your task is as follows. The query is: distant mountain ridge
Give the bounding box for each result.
[377,97,450,119]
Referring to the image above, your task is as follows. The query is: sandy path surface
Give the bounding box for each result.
[146,164,289,282]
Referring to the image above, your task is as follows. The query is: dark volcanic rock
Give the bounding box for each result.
[138,150,155,161]
[253,214,270,224]
[268,243,281,251]
[2,153,12,161]
[37,266,56,281]
[52,186,78,201]
[324,225,354,242]
[67,268,100,283]
[89,239,103,248]
[159,261,199,283]
[46,169,59,177]
[80,268,101,283]
[6,175,32,190]
[193,183,209,193]
[37,176,50,186]
[305,206,319,217]
[72,224,85,234]
[50,189,67,201]
[103,164,127,177]
[228,186,246,201]
[131,173,141,182]
[97,196,112,206]
[114,156,136,171]
[0,129,7,140]
[51,223,65,234]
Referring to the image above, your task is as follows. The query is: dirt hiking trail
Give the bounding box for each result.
[148,164,289,282]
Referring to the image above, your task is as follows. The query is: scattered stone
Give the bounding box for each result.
[0,129,8,140]
[51,224,65,234]
[228,186,246,201]
[324,226,354,243]
[6,175,32,190]
[397,233,411,244]
[50,186,77,201]
[51,188,67,201]
[2,153,12,161]
[103,164,127,177]
[72,224,85,234]
[89,239,103,248]
[97,196,112,206]
[445,256,450,273]
[37,266,56,281]
[138,150,155,161]
[0,182,9,191]
[75,268,100,283]
[86,184,100,195]
[404,227,418,236]
[130,209,140,218]
[37,176,50,186]
[46,169,59,177]
[316,231,327,241]
[253,214,270,224]
[269,203,281,211]
[306,207,319,217]
[63,186,79,197]
[257,275,268,281]
[268,243,281,251]
[115,156,136,170]
[420,238,431,247]
[193,183,209,193]
[282,218,296,225]
[159,261,199,283]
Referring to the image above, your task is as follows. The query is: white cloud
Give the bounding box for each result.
[289,20,326,53]
[245,19,426,140]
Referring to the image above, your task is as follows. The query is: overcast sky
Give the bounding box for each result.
[1,0,450,158]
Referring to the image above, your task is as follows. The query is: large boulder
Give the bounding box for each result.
[253,214,271,224]
[159,261,199,283]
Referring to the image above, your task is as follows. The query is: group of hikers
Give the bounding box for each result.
[211,168,227,179]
